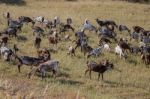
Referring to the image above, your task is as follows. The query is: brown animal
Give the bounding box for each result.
[37,48,51,61]
[48,36,58,46]
[0,33,8,46]
[85,60,114,80]
[141,53,150,65]
[34,37,41,49]
[132,26,144,33]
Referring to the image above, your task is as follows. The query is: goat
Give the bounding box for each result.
[115,44,126,59]
[141,53,150,65]
[48,36,58,46]
[119,25,130,33]
[87,46,104,58]
[67,46,75,56]
[85,60,114,80]
[0,46,13,61]
[28,60,59,80]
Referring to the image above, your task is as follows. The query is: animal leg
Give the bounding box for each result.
[89,70,92,79]
[18,64,22,73]
[98,73,100,81]
[52,70,56,78]
[85,69,89,76]
[101,73,104,80]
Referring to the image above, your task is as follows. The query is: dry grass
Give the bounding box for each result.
[0,0,150,99]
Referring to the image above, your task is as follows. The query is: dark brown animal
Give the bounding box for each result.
[34,37,41,49]
[99,36,112,45]
[85,60,114,80]
[132,26,144,33]
[0,33,8,46]
[141,53,150,65]
[48,36,58,46]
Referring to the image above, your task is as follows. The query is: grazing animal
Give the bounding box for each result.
[118,39,131,53]
[15,55,45,72]
[48,36,58,46]
[32,26,44,35]
[75,31,87,40]
[28,60,59,79]
[5,27,18,38]
[67,46,75,56]
[132,26,144,33]
[103,43,110,52]
[141,53,150,65]
[115,44,126,59]
[13,44,19,54]
[99,36,112,45]
[99,26,117,41]
[82,45,93,56]
[119,25,130,33]
[0,46,13,61]
[140,46,150,54]
[96,18,118,28]
[18,16,35,26]
[3,12,10,19]
[85,60,114,80]
[34,37,41,49]
[0,33,8,46]
[8,19,23,31]
[81,19,97,33]
[87,46,104,58]
[33,16,44,23]
[130,46,141,54]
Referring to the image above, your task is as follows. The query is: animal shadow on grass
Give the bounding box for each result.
[17,35,28,42]
[0,0,26,6]
[104,80,147,90]
[48,48,58,53]
[127,59,137,66]
[57,79,84,86]
[36,71,70,79]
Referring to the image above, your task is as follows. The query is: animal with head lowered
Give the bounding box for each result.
[18,16,35,26]
[15,55,46,72]
[85,60,114,80]
[28,60,59,80]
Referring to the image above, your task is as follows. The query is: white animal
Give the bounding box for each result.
[0,46,12,61]
[115,44,125,58]
[103,43,110,51]
[67,46,75,56]
[33,16,44,23]
[81,19,96,32]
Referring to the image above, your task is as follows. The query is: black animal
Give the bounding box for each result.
[15,55,45,72]
[18,16,35,26]
[96,18,118,28]
[60,24,75,33]
[99,36,112,45]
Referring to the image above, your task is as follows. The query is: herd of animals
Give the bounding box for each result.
[0,12,150,80]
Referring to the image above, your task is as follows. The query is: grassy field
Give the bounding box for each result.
[0,0,150,99]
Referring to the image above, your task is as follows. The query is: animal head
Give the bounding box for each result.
[107,63,114,70]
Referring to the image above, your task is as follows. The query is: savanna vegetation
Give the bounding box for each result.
[0,0,150,99]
